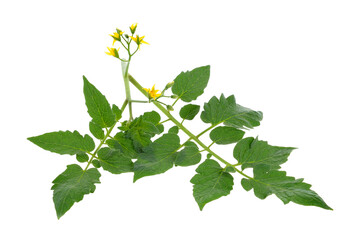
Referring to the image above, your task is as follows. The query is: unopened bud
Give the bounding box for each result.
[124,34,129,39]
[165,81,174,90]
[167,105,174,111]
[171,94,179,99]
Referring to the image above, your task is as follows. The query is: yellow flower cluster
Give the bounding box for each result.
[106,23,149,58]
[143,85,162,100]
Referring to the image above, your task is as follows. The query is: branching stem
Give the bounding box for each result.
[128,74,253,179]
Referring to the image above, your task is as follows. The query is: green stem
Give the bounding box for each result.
[158,119,171,125]
[121,60,133,121]
[171,96,181,107]
[128,74,254,179]
[130,100,149,103]
[83,100,128,172]
[196,125,215,138]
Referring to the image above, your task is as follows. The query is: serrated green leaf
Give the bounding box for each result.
[233,137,295,170]
[142,111,161,125]
[92,160,101,168]
[209,126,245,145]
[179,104,200,120]
[126,116,160,152]
[201,94,263,129]
[97,147,133,174]
[76,152,89,163]
[51,164,101,219]
[112,104,122,121]
[190,159,234,210]
[133,133,180,182]
[242,165,332,210]
[168,126,179,134]
[175,141,201,166]
[89,121,105,140]
[106,132,138,159]
[172,65,210,102]
[83,76,115,128]
[28,130,95,155]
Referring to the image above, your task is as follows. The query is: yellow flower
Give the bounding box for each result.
[143,85,161,100]
[130,35,149,48]
[105,47,120,58]
[110,31,123,45]
[130,23,137,34]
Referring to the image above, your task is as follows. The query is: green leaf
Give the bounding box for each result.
[83,76,115,128]
[51,164,101,219]
[190,159,234,210]
[168,126,179,134]
[179,104,200,120]
[142,111,161,125]
[242,165,332,210]
[112,104,122,121]
[28,130,95,155]
[97,147,133,174]
[233,137,295,170]
[209,126,245,145]
[125,116,160,152]
[172,65,210,102]
[133,133,180,182]
[200,94,263,129]
[106,132,138,159]
[89,121,105,140]
[76,153,89,163]
[175,141,201,166]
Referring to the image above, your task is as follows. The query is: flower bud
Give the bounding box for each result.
[167,105,174,111]
[165,81,174,90]
[171,94,179,99]
[124,34,129,39]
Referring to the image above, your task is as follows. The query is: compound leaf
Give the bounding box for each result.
[28,130,95,155]
[242,165,332,210]
[133,133,180,182]
[210,126,245,145]
[233,137,295,170]
[190,159,234,210]
[83,76,115,128]
[201,94,263,129]
[172,65,210,102]
[51,164,101,219]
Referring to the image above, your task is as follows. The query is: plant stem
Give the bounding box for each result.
[83,100,128,172]
[128,74,252,179]
[121,60,133,121]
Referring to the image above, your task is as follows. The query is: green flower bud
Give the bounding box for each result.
[167,105,174,111]
[207,153,212,159]
[124,33,129,39]
[165,81,174,90]
[171,94,179,99]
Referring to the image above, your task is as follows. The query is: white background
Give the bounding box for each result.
[1,0,362,239]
